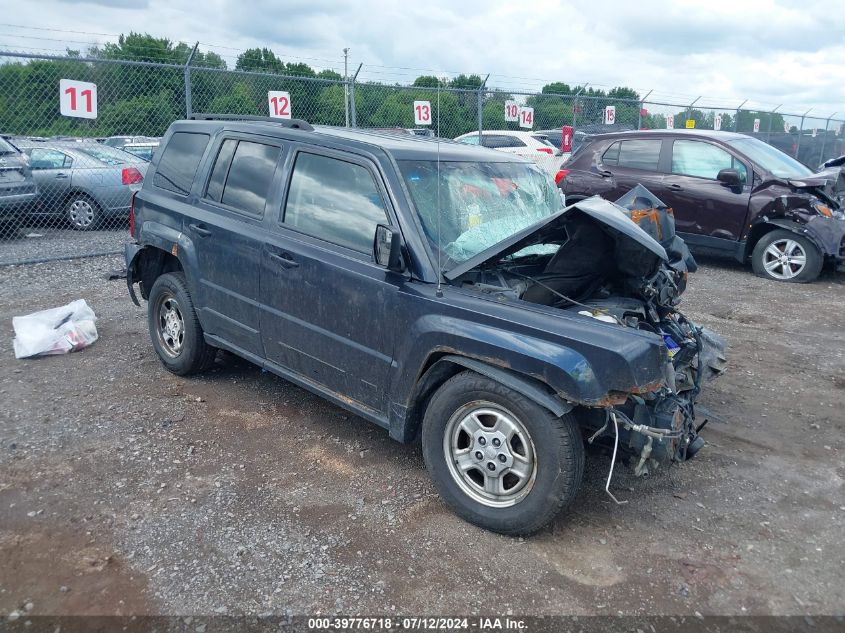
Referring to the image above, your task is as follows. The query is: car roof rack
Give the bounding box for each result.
[189,113,314,132]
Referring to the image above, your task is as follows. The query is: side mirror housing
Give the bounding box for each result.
[716,168,742,187]
[373,224,404,272]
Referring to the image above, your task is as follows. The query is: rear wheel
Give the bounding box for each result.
[421,371,584,535]
[148,272,217,375]
[751,229,823,283]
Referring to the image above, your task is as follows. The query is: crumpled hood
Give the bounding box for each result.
[444,196,667,281]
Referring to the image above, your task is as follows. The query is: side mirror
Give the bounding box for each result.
[716,168,742,187]
[373,224,404,272]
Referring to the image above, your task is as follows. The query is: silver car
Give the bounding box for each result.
[18,141,148,230]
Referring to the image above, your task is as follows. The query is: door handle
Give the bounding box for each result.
[598,169,612,178]
[189,223,212,237]
[54,173,68,179]
[269,251,300,269]
[668,183,683,191]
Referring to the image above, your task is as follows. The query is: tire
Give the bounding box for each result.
[421,371,584,535]
[147,272,217,375]
[65,194,102,231]
[751,229,823,283]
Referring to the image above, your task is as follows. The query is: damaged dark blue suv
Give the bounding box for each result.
[126,116,726,535]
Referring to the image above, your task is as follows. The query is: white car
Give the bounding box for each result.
[454,130,564,174]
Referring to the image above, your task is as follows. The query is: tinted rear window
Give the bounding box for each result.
[153,132,210,196]
[220,141,280,217]
[603,139,661,170]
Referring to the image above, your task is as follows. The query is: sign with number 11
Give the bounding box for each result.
[60,79,97,119]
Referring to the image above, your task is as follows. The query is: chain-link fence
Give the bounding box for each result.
[1,49,843,265]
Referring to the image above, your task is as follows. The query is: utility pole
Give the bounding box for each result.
[343,47,350,127]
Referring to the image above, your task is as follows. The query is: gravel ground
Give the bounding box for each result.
[0,227,127,266]
[0,254,843,617]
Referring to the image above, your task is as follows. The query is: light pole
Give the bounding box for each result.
[343,47,350,127]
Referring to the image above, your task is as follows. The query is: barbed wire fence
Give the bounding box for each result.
[1,49,843,265]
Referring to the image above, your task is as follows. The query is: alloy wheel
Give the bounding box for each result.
[762,238,807,280]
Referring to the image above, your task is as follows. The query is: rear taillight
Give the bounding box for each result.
[537,147,553,154]
[554,169,570,185]
[129,191,136,237]
[122,167,144,185]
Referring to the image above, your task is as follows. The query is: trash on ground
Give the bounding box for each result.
[12,299,98,359]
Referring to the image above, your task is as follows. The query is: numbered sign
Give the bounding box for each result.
[60,79,97,119]
[714,114,722,131]
[268,91,292,119]
[753,118,760,133]
[518,107,534,128]
[685,119,695,129]
[784,121,791,133]
[413,101,432,126]
[504,100,519,122]
[812,128,817,138]
[561,125,573,153]
[666,115,674,129]
[604,105,616,125]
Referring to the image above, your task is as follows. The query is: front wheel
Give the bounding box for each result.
[421,371,584,535]
[751,229,823,283]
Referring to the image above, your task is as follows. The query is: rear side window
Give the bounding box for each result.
[153,132,210,196]
[220,141,280,217]
[205,139,237,203]
[283,153,388,253]
[603,139,661,170]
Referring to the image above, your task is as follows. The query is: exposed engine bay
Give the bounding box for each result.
[450,187,727,477]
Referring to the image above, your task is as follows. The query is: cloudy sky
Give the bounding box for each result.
[1,0,843,121]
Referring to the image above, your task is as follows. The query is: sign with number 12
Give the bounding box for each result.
[268,91,292,119]
[60,79,97,119]
[414,101,432,125]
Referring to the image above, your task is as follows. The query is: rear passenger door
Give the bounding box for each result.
[598,138,664,199]
[259,148,399,413]
[188,135,284,357]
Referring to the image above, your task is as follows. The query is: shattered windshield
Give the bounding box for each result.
[398,160,563,268]
[726,137,813,179]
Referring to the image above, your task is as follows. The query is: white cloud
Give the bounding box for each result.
[0,0,842,117]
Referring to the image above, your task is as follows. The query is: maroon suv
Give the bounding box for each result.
[558,129,845,282]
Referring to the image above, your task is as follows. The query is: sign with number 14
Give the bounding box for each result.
[518,107,534,128]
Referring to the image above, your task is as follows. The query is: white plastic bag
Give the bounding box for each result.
[12,299,98,359]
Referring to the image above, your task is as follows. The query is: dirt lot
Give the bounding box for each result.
[0,254,843,617]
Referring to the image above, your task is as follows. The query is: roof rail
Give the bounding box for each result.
[189,113,314,132]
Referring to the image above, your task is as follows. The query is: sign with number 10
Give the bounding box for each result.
[268,91,292,119]
[414,101,432,126]
[504,101,519,122]
[60,79,97,119]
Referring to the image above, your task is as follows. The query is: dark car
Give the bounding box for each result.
[559,129,845,282]
[0,136,38,228]
[125,116,724,535]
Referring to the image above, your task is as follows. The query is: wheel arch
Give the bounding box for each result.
[391,353,574,444]
[743,219,822,262]
[126,245,185,306]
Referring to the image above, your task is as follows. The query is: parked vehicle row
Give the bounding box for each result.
[454,130,565,175]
